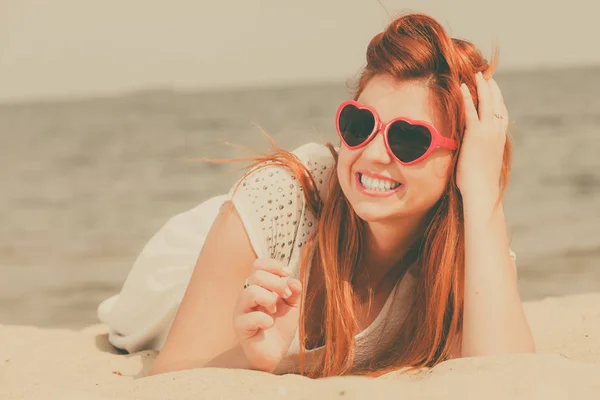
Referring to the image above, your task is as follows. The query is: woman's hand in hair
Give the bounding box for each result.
[456,72,509,202]
[233,258,303,373]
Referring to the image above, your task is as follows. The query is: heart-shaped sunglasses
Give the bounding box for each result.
[335,100,458,165]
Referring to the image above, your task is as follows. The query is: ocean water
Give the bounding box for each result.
[1,67,599,328]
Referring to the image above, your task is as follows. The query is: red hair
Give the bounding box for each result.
[228,12,512,378]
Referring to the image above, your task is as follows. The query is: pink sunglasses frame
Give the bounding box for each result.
[335,100,458,166]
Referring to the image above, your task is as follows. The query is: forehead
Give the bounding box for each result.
[356,75,439,127]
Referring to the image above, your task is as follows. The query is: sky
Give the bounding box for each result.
[1,0,598,102]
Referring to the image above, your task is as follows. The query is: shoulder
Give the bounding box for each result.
[291,142,337,199]
[230,142,337,201]
[229,141,336,190]
[291,142,336,167]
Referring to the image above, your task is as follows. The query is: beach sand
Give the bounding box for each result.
[2,293,599,400]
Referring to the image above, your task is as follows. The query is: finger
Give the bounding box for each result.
[488,78,507,120]
[234,311,275,339]
[240,285,279,314]
[487,79,510,132]
[253,258,291,277]
[460,83,479,127]
[475,72,492,121]
[502,104,510,129]
[488,79,508,123]
[281,278,303,308]
[248,269,293,299]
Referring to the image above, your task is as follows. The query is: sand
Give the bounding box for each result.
[1,293,599,400]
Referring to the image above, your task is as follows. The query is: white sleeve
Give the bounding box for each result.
[228,162,305,264]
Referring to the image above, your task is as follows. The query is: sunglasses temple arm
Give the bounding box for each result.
[439,136,458,150]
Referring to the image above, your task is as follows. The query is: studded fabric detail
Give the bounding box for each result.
[229,162,307,264]
[228,143,335,271]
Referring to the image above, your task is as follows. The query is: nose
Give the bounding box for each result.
[360,131,392,164]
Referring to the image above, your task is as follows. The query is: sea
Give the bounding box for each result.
[1,66,599,328]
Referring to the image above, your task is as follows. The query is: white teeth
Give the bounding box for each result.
[360,174,401,191]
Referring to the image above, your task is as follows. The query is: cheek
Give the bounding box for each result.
[431,155,453,182]
[336,147,356,180]
[407,156,453,197]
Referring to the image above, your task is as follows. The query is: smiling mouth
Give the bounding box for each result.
[357,172,402,192]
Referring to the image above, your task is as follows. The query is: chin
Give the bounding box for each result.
[349,200,410,223]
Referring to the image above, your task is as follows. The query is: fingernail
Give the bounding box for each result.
[460,83,467,91]
[288,278,302,288]
[284,287,292,298]
[282,266,292,275]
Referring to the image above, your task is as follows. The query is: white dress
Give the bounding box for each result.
[97,142,515,374]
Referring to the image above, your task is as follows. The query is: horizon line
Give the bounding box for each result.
[1,62,598,108]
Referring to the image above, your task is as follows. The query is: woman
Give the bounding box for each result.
[97,12,535,378]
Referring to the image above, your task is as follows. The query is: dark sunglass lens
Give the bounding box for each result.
[388,121,432,162]
[338,104,375,147]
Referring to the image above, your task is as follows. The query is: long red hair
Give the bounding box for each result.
[229,12,512,378]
